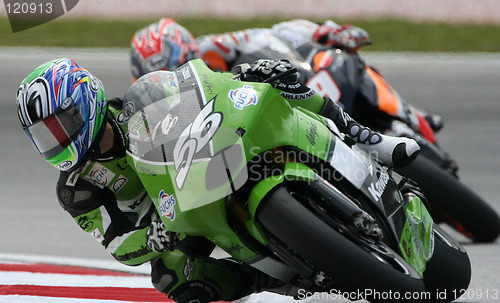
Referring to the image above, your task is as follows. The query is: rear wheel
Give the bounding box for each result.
[256,184,425,302]
[396,155,500,242]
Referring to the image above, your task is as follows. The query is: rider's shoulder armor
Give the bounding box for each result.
[58,99,152,215]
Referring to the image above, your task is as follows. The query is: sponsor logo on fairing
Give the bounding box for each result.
[166,72,178,87]
[203,74,214,95]
[368,169,389,201]
[279,89,316,100]
[305,122,319,146]
[229,85,258,110]
[180,67,191,80]
[226,243,245,254]
[158,190,177,221]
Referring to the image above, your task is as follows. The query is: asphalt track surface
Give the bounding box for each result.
[1,48,499,302]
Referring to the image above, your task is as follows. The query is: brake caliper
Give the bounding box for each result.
[352,212,383,241]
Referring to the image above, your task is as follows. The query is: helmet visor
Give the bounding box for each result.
[24,98,85,159]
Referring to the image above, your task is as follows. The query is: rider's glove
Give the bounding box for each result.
[147,219,178,253]
[236,59,295,83]
[312,21,371,52]
[234,59,315,100]
[424,112,444,133]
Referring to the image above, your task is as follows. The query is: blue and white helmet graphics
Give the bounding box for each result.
[16,58,107,171]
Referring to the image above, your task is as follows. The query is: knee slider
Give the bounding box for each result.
[169,281,218,303]
[151,256,224,303]
[151,258,178,295]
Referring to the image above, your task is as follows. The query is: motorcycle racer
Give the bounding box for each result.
[16,57,275,303]
[130,18,420,167]
[16,58,418,302]
[131,18,443,137]
[196,18,444,134]
[130,18,200,84]
[188,18,500,244]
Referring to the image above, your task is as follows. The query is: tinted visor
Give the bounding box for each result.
[24,98,85,159]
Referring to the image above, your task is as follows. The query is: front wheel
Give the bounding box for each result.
[396,155,500,242]
[422,225,472,302]
[256,184,425,302]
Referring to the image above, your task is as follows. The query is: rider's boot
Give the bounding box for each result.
[320,97,420,167]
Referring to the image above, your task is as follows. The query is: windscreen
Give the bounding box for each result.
[124,66,248,212]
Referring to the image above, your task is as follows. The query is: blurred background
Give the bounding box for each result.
[1,0,500,51]
[4,0,500,22]
[1,0,500,259]
[0,1,499,299]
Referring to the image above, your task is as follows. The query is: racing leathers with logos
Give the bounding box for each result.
[20,54,418,303]
[54,61,418,303]
[196,19,444,136]
[55,99,267,303]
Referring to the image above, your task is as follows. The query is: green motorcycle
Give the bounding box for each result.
[124,59,470,302]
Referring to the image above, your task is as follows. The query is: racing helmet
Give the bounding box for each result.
[130,18,200,82]
[16,58,107,171]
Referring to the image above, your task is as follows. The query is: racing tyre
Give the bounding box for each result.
[396,155,500,242]
[422,225,472,302]
[256,183,426,303]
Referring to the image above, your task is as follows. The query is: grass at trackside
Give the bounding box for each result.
[1,17,500,52]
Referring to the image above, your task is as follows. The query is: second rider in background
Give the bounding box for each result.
[130,18,444,141]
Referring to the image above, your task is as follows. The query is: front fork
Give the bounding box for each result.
[248,162,385,289]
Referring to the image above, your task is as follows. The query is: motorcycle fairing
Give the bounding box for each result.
[400,193,435,276]
[360,66,437,143]
[125,59,434,272]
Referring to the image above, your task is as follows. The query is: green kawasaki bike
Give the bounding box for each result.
[124,59,470,302]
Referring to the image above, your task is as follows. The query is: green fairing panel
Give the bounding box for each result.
[399,194,434,277]
[248,162,317,219]
[124,59,333,262]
